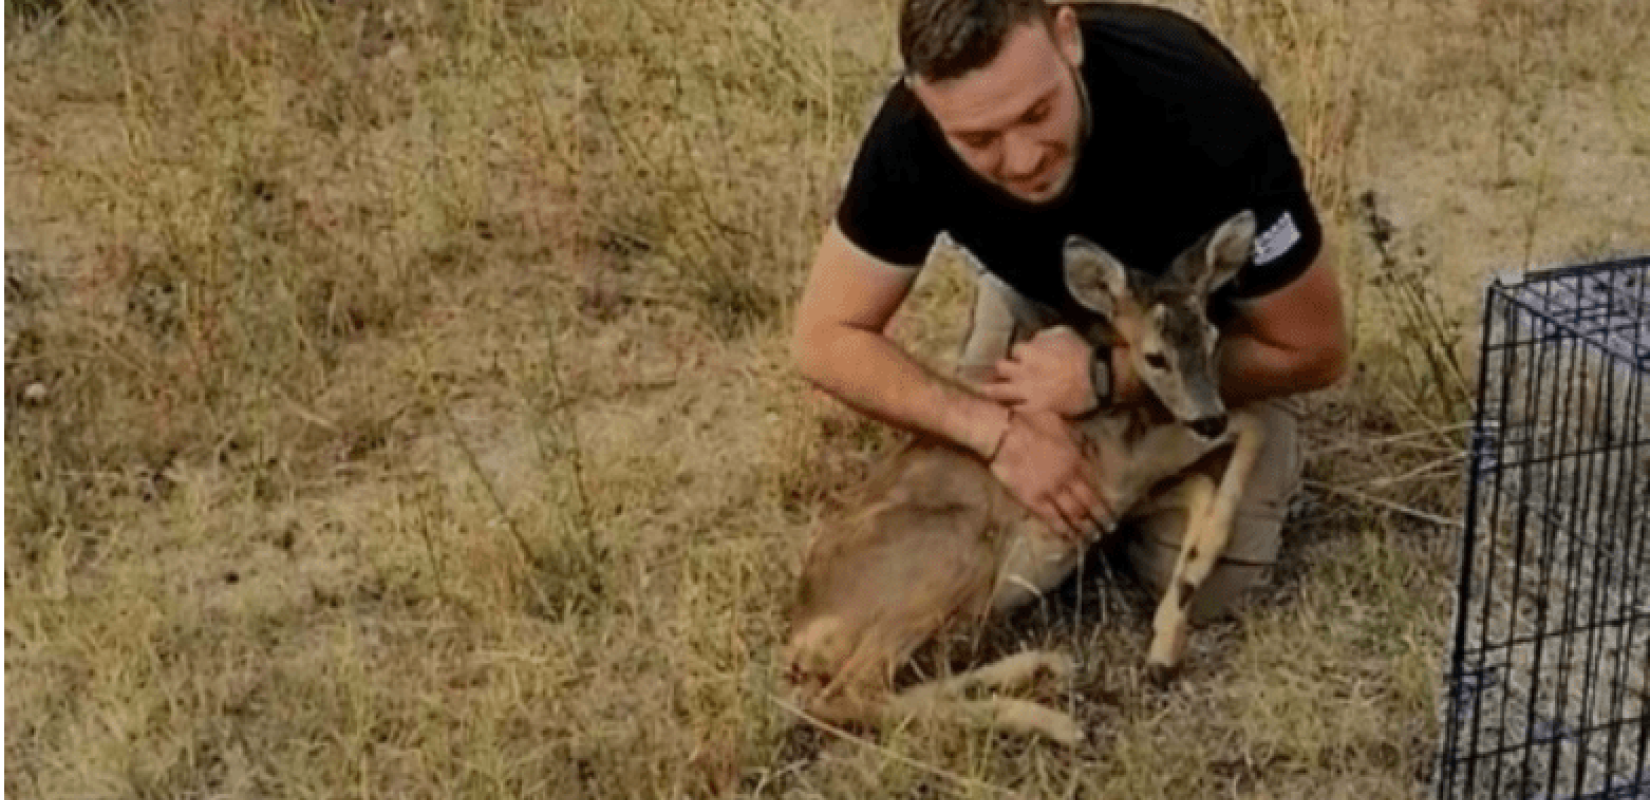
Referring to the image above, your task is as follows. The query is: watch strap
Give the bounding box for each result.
[1089,347,1113,412]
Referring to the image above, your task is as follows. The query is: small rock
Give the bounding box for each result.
[22,382,47,405]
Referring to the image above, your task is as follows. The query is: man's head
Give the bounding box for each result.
[901,1,1086,205]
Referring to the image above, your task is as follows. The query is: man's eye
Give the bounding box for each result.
[960,135,993,149]
[1023,104,1049,124]
[1145,353,1169,370]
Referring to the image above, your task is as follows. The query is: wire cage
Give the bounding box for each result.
[1437,256,1650,800]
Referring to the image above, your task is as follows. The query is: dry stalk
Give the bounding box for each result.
[1359,189,1473,424]
[413,333,552,618]
[1313,422,1473,456]
[767,694,1023,798]
[1303,479,1463,530]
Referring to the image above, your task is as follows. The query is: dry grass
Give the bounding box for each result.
[6,0,1649,797]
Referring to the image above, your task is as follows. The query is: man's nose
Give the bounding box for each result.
[1001,130,1042,179]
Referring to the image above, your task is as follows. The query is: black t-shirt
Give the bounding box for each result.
[835,3,1321,312]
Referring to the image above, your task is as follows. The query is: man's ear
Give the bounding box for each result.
[1203,209,1257,291]
[1064,235,1128,319]
[1052,6,1083,69]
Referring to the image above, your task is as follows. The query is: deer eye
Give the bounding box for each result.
[1145,352,1169,370]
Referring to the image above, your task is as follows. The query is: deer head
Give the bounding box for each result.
[1062,210,1256,438]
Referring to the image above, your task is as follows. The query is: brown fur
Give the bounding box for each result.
[786,438,1016,724]
[783,211,1266,744]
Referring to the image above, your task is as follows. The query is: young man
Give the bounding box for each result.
[791,0,1348,622]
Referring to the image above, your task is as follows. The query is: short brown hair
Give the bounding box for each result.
[898,0,1053,82]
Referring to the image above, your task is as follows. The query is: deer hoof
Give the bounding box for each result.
[1144,661,1181,688]
[1033,652,1077,682]
[1044,713,1086,747]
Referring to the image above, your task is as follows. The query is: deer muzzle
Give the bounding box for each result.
[1189,413,1229,440]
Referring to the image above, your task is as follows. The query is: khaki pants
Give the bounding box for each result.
[1121,397,1300,623]
[957,272,1302,624]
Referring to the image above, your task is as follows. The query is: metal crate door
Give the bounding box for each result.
[1438,257,1650,800]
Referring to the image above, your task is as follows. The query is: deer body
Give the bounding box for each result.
[784,211,1267,745]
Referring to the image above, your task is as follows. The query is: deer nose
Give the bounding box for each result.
[1190,414,1228,439]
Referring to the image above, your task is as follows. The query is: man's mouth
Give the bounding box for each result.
[1010,158,1064,197]
[1010,171,1049,195]
[1017,173,1056,197]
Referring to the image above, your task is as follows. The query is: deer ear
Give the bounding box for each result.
[1203,209,1257,290]
[1063,235,1129,319]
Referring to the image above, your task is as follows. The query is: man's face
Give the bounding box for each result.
[909,10,1086,205]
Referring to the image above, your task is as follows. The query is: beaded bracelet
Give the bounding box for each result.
[986,407,1014,462]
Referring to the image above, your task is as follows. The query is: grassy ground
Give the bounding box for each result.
[6,0,1649,797]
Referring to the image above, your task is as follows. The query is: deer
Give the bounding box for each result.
[782,210,1268,746]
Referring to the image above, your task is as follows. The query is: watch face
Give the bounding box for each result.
[1090,352,1111,403]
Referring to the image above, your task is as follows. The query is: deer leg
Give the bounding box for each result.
[882,696,1085,747]
[956,272,1022,385]
[1146,414,1268,682]
[899,650,1076,702]
[884,694,1085,745]
[1144,475,1215,681]
[938,698,1085,746]
[889,651,1084,746]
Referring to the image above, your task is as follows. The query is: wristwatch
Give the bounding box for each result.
[1089,347,1113,412]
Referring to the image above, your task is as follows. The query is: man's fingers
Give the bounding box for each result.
[1050,490,1091,543]
[993,356,1026,379]
[1034,500,1078,541]
[1068,482,1111,538]
[976,382,1025,403]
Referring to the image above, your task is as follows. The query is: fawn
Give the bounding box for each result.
[783,210,1267,745]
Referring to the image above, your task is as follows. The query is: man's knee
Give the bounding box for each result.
[1121,399,1303,623]
[1185,560,1272,624]
[1123,534,1274,624]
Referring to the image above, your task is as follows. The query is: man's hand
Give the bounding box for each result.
[979,327,1097,416]
[989,408,1110,543]
[979,326,1147,415]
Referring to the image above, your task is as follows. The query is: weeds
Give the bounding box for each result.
[1358,190,1474,427]
[7,0,1650,797]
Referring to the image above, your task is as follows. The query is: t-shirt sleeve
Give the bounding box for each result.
[1227,188,1322,300]
[1222,117,1323,301]
[833,101,944,268]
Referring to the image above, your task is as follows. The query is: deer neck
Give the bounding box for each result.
[1075,394,1226,520]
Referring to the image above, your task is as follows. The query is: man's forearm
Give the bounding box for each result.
[797,326,1010,457]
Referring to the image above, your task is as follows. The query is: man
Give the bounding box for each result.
[790,0,1348,623]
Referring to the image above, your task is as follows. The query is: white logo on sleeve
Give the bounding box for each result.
[1252,212,1302,266]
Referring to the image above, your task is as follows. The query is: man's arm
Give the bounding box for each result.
[792,223,1109,539]
[1213,256,1349,404]
[791,224,1010,456]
